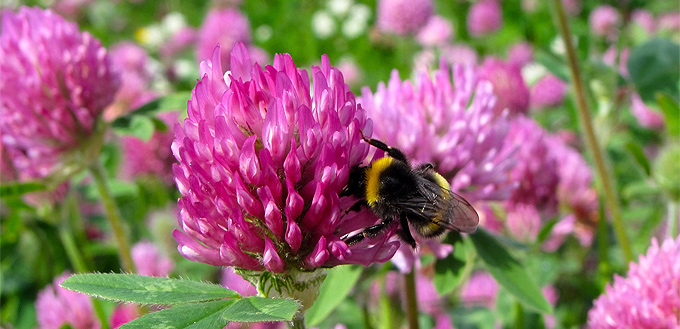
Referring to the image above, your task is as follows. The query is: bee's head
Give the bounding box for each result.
[340,166,367,198]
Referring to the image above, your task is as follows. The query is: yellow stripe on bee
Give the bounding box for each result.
[365,157,393,205]
[421,221,443,236]
[431,171,451,192]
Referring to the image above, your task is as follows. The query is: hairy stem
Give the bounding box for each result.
[90,160,137,273]
[404,270,420,329]
[288,311,306,329]
[551,0,633,263]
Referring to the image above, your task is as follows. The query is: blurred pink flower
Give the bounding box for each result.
[160,27,196,60]
[120,112,179,184]
[172,43,399,274]
[414,45,479,72]
[547,135,598,247]
[416,15,453,47]
[602,47,629,78]
[51,0,93,19]
[478,57,530,117]
[530,74,568,109]
[110,304,140,329]
[588,236,680,329]
[376,0,433,35]
[631,93,665,130]
[131,240,175,277]
[561,0,581,16]
[543,285,559,328]
[589,5,620,39]
[506,203,542,242]
[658,12,680,32]
[467,0,502,37]
[35,273,99,329]
[0,7,120,185]
[508,42,533,68]
[196,8,251,68]
[105,41,155,120]
[631,10,656,35]
[461,271,499,308]
[336,58,362,87]
[503,117,559,217]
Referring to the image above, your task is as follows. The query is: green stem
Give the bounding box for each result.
[551,0,634,263]
[515,302,525,329]
[404,270,420,329]
[288,311,306,329]
[668,201,679,238]
[90,160,136,273]
[58,198,111,329]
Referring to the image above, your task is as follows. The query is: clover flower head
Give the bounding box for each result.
[562,0,581,16]
[547,135,598,247]
[131,240,175,277]
[461,271,499,308]
[631,10,656,35]
[359,60,515,204]
[631,93,665,130]
[416,15,453,47]
[588,236,680,329]
[0,7,120,184]
[508,42,533,68]
[589,5,620,39]
[196,8,251,68]
[377,0,433,35]
[478,57,530,117]
[121,112,179,184]
[172,43,400,278]
[110,304,140,329]
[36,273,99,329]
[467,0,503,37]
[105,41,155,120]
[503,117,559,217]
[530,74,568,109]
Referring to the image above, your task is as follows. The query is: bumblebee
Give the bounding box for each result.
[340,136,479,248]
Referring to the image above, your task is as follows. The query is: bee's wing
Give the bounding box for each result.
[439,189,480,233]
[400,176,479,234]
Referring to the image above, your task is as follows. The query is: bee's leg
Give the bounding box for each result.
[359,132,408,163]
[414,163,434,173]
[396,212,417,248]
[343,217,395,245]
[339,199,367,220]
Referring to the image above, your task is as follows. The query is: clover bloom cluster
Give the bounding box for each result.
[530,74,568,109]
[131,240,175,277]
[172,43,400,275]
[120,112,178,185]
[589,5,620,39]
[35,273,100,329]
[588,237,680,328]
[376,0,433,35]
[477,57,530,118]
[547,135,598,247]
[467,0,503,37]
[36,272,140,329]
[503,117,559,217]
[359,61,515,203]
[105,41,155,120]
[0,7,119,183]
[196,8,251,68]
